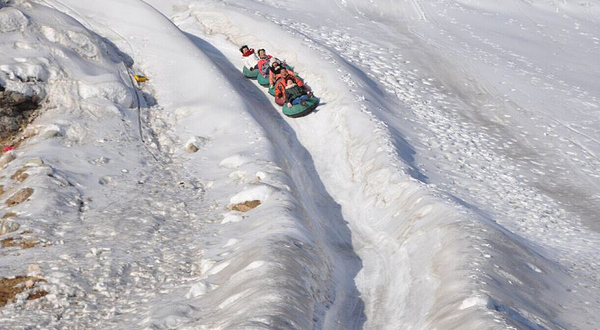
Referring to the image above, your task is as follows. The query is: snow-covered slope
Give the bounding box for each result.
[0,0,598,329]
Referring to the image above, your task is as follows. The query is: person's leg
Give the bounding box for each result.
[299,95,308,106]
[291,97,302,105]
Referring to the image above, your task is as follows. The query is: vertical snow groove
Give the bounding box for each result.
[183,32,366,329]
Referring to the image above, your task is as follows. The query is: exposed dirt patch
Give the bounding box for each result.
[6,188,33,206]
[227,200,261,212]
[0,152,16,168]
[10,168,28,182]
[0,185,3,196]
[0,90,41,151]
[0,276,47,307]
[27,289,49,301]
[2,212,17,219]
[1,237,38,249]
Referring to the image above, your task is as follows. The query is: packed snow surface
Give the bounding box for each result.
[0,0,599,329]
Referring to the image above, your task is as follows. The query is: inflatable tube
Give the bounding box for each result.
[275,94,285,106]
[243,66,258,79]
[268,86,276,96]
[257,73,270,86]
[282,97,319,117]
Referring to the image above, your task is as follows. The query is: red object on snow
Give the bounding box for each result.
[242,49,255,57]
[3,146,15,152]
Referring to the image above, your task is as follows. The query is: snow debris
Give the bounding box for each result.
[0,7,28,33]
[184,135,209,153]
[77,80,133,107]
[39,124,64,139]
[184,141,199,153]
[221,212,242,224]
[0,219,20,235]
[227,184,275,212]
[186,281,213,298]
[255,171,267,181]
[228,170,246,183]
[27,264,41,276]
[222,238,239,247]
[218,153,251,169]
[459,296,488,310]
[240,260,265,272]
[21,157,43,167]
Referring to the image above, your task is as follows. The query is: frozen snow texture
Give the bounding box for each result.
[229,184,274,205]
[77,80,132,107]
[219,153,251,169]
[0,0,598,329]
[0,7,28,33]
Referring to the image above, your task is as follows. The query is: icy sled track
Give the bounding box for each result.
[1,0,599,329]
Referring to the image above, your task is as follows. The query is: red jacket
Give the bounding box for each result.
[275,73,305,101]
[257,55,273,76]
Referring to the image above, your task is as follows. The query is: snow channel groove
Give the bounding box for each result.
[184,32,367,329]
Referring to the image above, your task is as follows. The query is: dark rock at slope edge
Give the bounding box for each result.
[0,88,40,142]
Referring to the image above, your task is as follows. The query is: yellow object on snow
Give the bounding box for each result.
[134,75,147,82]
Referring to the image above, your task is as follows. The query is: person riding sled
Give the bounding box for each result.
[269,60,285,87]
[256,49,273,77]
[240,45,259,71]
[284,78,310,107]
[274,67,312,104]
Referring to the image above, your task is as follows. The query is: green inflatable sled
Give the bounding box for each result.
[257,73,270,86]
[282,97,319,118]
[242,66,258,79]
